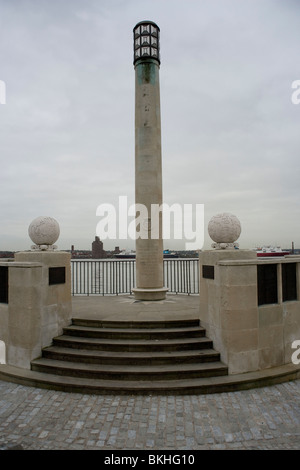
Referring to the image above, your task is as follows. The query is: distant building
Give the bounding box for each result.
[0,251,15,258]
[92,236,107,259]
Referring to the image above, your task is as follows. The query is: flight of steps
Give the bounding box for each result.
[29,318,229,394]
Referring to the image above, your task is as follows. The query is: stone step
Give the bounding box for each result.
[62,324,205,340]
[1,363,299,396]
[52,335,213,352]
[0,314,238,394]
[72,318,201,329]
[31,357,228,381]
[42,345,221,365]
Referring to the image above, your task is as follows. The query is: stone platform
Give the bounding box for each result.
[0,294,299,395]
[71,294,200,323]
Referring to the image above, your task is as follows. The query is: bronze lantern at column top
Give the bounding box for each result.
[133,20,160,65]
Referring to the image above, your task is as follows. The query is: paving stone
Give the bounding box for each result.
[0,379,299,449]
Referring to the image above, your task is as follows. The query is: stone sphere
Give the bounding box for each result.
[208,213,241,244]
[28,216,60,246]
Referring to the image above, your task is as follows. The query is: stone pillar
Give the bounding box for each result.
[131,21,167,301]
[7,261,43,369]
[4,216,72,368]
[199,249,259,374]
[14,250,72,349]
[199,213,259,374]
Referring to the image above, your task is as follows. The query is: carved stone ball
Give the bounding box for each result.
[208,213,241,244]
[28,216,60,246]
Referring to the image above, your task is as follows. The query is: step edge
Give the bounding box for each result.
[43,346,220,357]
[53,335,212,345]
[0,364,299,394]
[63,326,205,335]
[72,319,201,329]
[31,357,228,373]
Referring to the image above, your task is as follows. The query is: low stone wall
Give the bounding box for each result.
[199,250,300,374]
[0,252,72,369]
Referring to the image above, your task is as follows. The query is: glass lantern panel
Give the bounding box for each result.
[141,25,150,34]
[135,38,140,47]
[142,36,150,46]
[151,37,157,47]
[142,47,150,56]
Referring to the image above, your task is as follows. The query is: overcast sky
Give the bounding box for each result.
[0,0,299,252]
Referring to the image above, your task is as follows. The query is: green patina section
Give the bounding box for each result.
[136,60,158,85]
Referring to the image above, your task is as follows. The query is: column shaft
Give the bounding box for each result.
[133,59,167,300]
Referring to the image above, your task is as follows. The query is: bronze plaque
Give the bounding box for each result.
[257,264,277,306]
[202,265,214,280]
[49,267,65,285]
[0,266,8,303]
[282,263,297,302]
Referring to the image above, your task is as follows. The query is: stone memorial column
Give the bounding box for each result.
[132,21,168,301]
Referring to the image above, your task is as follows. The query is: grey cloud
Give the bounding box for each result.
[0,0,299,251]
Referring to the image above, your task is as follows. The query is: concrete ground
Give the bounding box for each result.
[0,295,299,450]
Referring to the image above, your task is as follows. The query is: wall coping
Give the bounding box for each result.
[217,256,300,266]
[0,262,43,268]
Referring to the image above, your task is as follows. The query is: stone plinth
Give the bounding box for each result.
[199,249,259,374]
[199,250,300,374]
[7,261,43,368]
[2,251,72,368]
[132,287,169,301]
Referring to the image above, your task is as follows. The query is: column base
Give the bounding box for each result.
[132,287,169,301]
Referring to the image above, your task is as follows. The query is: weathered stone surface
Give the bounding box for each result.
[134,58,166,300]
[28,216,60,247]
[0,252,72,369]
[199,250,300,375]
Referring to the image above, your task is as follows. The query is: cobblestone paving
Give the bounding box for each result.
[0,379,299,450]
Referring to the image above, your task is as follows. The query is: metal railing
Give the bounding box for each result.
[71,258,199,296]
